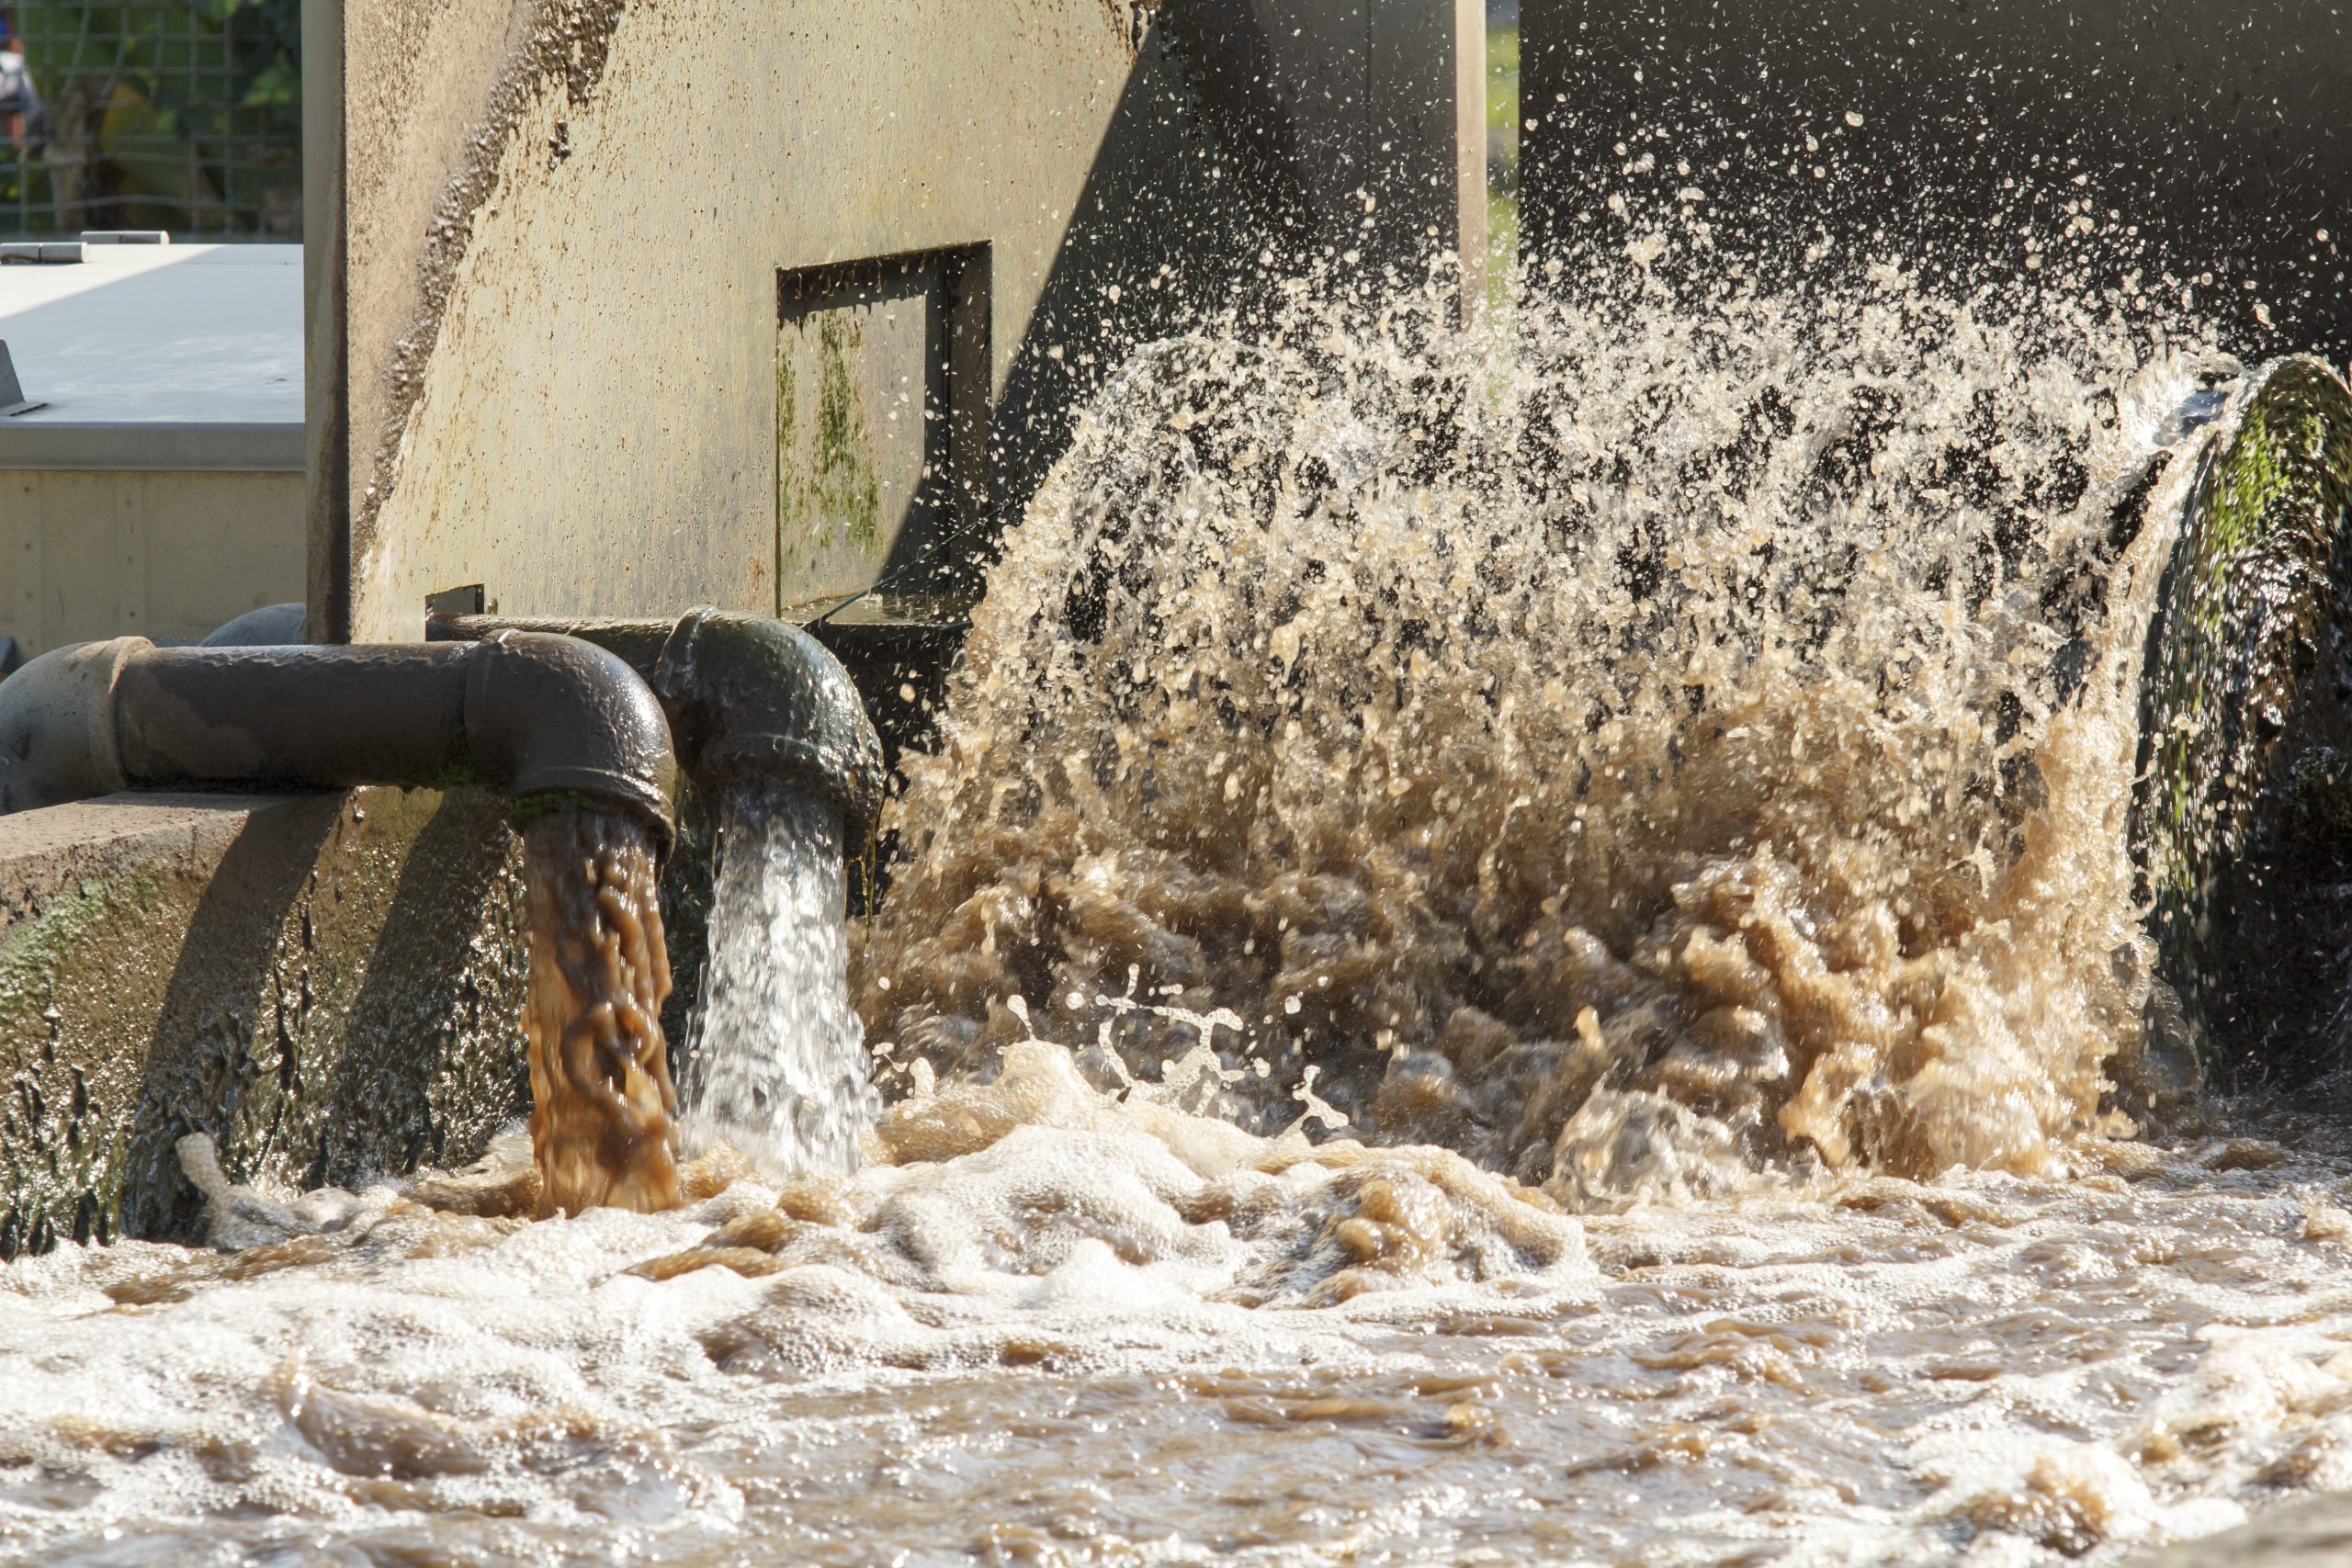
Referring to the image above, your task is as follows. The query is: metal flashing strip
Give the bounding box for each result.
[0,243,85,265]
[0,421,303,472]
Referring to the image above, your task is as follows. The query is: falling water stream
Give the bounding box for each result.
[678,780,878,1180]
[520,808,682,1218]
[7,240,2352,1566]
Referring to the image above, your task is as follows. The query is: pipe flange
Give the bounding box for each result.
[0,637,145,814]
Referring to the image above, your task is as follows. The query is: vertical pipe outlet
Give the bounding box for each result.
[429,607,885,837]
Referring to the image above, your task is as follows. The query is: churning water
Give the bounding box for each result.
[6,241,2352,1566]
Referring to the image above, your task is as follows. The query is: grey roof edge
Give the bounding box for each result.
[0,421,304,473]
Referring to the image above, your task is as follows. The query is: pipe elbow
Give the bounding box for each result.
[0,633,678,846]
[430,607,886,836]
[466,632,679,840]
[651,609,885,834]
[0,637,142,815]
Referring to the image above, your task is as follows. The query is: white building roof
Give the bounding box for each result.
[0,242,301,472]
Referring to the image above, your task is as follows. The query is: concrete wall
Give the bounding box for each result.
[305,0,1485,642]
[0,788,531,1251]
[0,469,306,657]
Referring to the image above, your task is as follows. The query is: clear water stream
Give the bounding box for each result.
[678,780,877,1181]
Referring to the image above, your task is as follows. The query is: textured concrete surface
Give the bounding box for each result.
[2124,1496,2352,1567]
[0,787,532,1251]
[0,469,304,657]
[306,0,1485,642]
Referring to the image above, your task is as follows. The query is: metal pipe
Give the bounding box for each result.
[200,602,308,648]
[0,632,678,841]
[427,607,885,836]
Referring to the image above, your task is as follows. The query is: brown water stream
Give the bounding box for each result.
[521,807,684,1217]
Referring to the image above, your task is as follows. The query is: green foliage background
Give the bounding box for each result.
[4,0,300,237]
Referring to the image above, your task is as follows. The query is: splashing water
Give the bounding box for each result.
[17,250,2352,1568]
[858,256,2231,1197]
[679,780,879,1179]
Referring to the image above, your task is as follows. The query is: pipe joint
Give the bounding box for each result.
[0,637,140,815]
[465,632,678,837]
[430,607,886,836]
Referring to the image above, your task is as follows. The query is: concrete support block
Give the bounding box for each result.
[0,787,530,1253]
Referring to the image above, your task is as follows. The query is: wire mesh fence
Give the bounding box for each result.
[0,1,300,241]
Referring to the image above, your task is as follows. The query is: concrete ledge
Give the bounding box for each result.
[0,786,530,1252]
[0,794,276,863]
[2123,1496,2352,1567]
[0,421,305,472]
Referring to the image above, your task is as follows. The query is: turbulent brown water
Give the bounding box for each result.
[7,254,2352,1566]
[521,808,683,1217]
[859,259,2219,1193]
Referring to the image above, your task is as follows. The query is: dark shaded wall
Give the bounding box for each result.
[1521,0,2352,359]
[0,789,531,1253]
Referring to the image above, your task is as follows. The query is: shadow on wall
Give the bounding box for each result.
[910,0,1314,581]
[320,793,526,1189]
[976,0,1464,580]
[119,791,529,1243]
[120,796,341,1242]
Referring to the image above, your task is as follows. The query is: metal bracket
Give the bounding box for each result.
[424,583,488,618]
[0,342,48,419]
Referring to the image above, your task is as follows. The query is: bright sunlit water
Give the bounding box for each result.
[679,780,877,1181]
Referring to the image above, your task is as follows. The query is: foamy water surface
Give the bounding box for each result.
[8,1074,2352,1565]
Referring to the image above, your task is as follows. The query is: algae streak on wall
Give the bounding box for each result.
[0,789,534,1254]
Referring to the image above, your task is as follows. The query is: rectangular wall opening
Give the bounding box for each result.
[775,244,990,615]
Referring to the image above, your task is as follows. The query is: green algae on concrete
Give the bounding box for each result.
[0,787,535,1254]
[2136,356,2352,1083]
[776,284,910,606]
